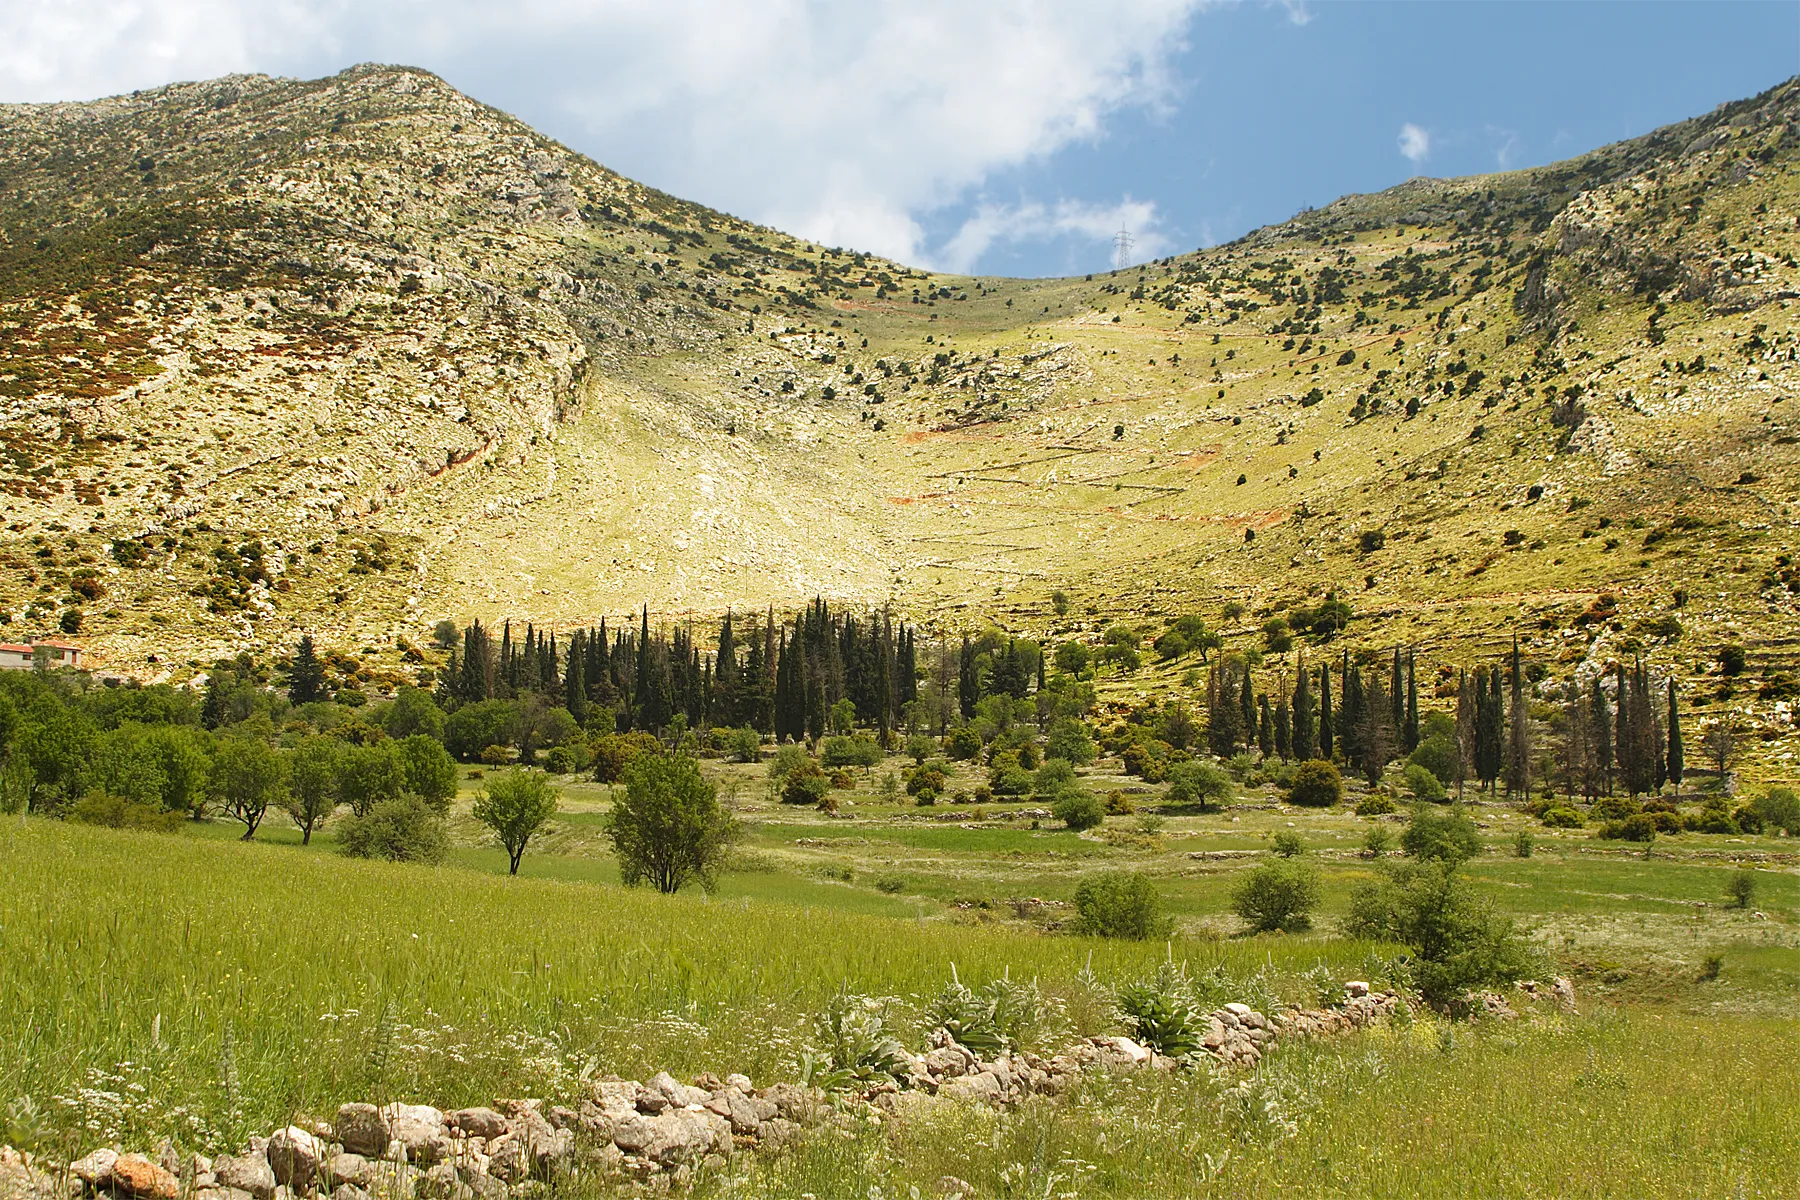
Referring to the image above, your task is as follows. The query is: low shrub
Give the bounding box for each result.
[337,795,449,865]
[1286,760,1342,807]
[1270,830,1305,857]
[1404,763,1446,803]
[1233,859,1319,932]
[70,790,182,831]
[1346,859,1540,1006]
[1598,813,1658,842]
[1402,803,1482,863]
[1104,790,1135,816]
[1054,789,1105,831]
[1540,806,1583,828]
[1357,795,1397,817]
[782,761,832,806]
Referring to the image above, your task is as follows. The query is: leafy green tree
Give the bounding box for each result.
[444,699,517,761]
[1163,759,1233,811]
[209,736,289,840]
[1045,718,1096,765]
[607,751,738,894]
[383,686,445,741]
[396,734,458,811]
[1408,733,1460,785]
[286,735,342,844]
[473,768,561,875]
[1073,870,1166,938]
[1752,786,1800,835]
[338,741,407,817]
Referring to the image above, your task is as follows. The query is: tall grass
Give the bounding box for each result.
[0,820,1379,1156]
[720,1011,1800,1198]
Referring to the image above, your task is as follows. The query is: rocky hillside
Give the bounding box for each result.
[1,66,1797,737]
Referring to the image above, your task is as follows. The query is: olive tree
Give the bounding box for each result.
[210,735,289,840]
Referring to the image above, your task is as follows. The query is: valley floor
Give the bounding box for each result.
[4,753,1797,1197]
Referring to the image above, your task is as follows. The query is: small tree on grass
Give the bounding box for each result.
[210,736,288,841]
[1073,870,1167,938]
[339,795,449,864]
[473,769,560,875]
[396,735,459,812]
[1726,868,1758,909]
[1164,759,1233,811]
[1286,760,1341,807]
[608,751,738,894]
[285,736,341,845]
[1233,858,1319,932]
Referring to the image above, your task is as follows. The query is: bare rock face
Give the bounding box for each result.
[108,1154,180,1200]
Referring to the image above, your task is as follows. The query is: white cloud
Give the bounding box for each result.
[1487,125,1521,170]
[0,0,1205,272]
[939,197,1168,275]
[1397,121,1430,168]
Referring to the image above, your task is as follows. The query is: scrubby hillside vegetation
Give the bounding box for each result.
[0,68,1796,733]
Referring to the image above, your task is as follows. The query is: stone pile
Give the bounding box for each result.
[7,979,1553,1197]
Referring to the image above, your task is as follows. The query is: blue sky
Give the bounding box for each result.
[936,1,1800,276]
[2,1,1796,277]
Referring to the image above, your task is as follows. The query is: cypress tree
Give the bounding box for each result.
[1666,678,1684,799]
[958,635,979,719]
[1257,696,1274,759]
[1292,654,1316,760]
[564,629,587,725]
[1403,648,1420,753]
[714,611,739,722]
[1478,666,1505,794]
[1505,637,1531,799]
[1340,663,1367,775]
[1391,646,1405,740]
[1318,662,1334,760]
[460,619,492,703]
[288,634,325,705]
[499,619,514,696]
[1275,698,1292,761]
[1454,668,1476,799]
[1590,674,1612,795]
[1238,668,1255,748]
[1615,663,1631,793]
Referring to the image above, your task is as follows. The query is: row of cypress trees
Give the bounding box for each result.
[436,601,918,739]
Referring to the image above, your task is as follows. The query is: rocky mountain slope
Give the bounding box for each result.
[2,65,1797,741]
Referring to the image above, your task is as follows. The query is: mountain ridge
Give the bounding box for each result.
[0,65,1795,741]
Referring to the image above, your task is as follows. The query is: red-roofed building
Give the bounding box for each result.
[0,640,83,671]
